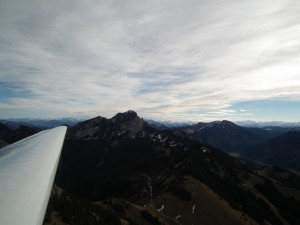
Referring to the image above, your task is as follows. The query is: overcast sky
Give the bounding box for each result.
[1,0,300,121]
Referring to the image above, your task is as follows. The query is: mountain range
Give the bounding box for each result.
[172,120,264,154]
[51,111,300,225]
[0,118,81,130]
[0,123,36,147]
[1,114,299,172]
[1,111,300,225]
[235,121,300,128]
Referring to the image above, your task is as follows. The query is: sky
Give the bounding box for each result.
[0,0,300,122]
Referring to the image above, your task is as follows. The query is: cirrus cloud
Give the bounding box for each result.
[0,0,300,121]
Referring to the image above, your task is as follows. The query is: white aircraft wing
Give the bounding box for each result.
[0,126,67,225]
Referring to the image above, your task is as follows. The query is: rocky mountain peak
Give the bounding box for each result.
[68,110,152,139]
[111,110,149,136]
[111,110,138,123]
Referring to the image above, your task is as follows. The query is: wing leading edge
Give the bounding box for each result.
[0,126,67,225]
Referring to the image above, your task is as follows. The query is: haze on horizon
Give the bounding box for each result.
[1,0,300,122]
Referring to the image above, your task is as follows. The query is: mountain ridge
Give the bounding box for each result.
[2,111,300,225]
[243,131,300,171]
[173,120,264,153]
[53,110,300,225]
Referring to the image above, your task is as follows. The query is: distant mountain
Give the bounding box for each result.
[52,111,300,225]
[146,119,194,128]
[174,120,264,153]
[146,119,168,130]
[243,131,300,171]
[0,122,12,142]
[0,123,36,146]
[0,118,81,130]
[236,120,300,128]
[7,125,36,143]
[247,126,300,140]
[0,123,11,148]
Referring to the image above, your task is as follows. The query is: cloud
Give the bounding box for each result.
[0,0,300,120]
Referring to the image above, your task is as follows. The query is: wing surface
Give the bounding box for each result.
[0,126,67,225]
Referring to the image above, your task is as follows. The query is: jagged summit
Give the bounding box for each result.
[111,110,139,123]
[111,110,149,136]
[69,110,151,139]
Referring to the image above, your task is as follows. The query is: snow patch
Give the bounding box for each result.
[157,204,164,212]
[192,205,195,214]
[201,147,208,153]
